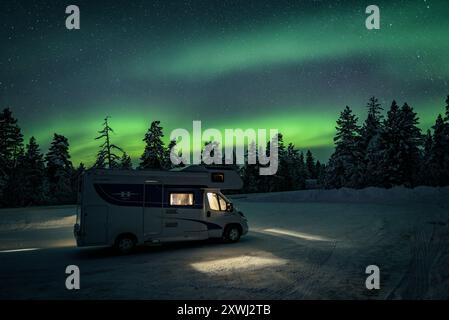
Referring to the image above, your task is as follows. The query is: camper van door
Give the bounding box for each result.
[143,183,163,239]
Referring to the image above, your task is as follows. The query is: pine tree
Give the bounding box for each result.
[305,150,316,179]
[0,108,24,206]
[399,103,422,187]
[139,120,165,169]
[0,108,24,170]
[94,116,124,169]
[429,115,448,186]
[377,101,422,187]
[325,106,362,188]
[45,134,74,203]
[316,161,326,187]
[377,101,402,187]
[360,97,384,186]
[241,140,260,193]
[21,137,45,205]
[361,97,383,145]
[120,153,133,170]
[286,143,306,190]
[420,130,433,185]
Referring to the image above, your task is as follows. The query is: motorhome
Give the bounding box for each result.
[74,166,248,253]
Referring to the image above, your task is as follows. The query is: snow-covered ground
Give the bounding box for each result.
[1,187,448,299]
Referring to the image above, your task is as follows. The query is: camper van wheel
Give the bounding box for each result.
[224,225,241,243]
[115,234,136,254]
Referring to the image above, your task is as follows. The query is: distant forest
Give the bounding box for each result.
[1,95,449,207]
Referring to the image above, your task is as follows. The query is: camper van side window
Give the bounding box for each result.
[207,192,221,211]
[211,172,224,183]
[170,193,194,206]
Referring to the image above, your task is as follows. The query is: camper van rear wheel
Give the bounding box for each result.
[115,234,136,254]
[224,225,241,243]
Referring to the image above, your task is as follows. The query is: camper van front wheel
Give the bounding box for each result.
[115,234,136,254]
[224,225,241,243]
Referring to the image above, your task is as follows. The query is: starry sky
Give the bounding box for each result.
[1,0,449,165]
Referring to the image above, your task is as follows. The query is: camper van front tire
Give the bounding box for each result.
[223,225,241,243]
[114,234,136,254]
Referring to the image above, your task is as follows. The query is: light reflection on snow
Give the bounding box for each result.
[0,248,40,253]
[262,228,332,241]
[190,255,288,273]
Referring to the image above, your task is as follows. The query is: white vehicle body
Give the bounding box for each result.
[74,166,248,250]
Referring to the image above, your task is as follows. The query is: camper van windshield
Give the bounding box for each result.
[207,192,231,211]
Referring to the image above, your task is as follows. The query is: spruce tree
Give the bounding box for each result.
[305,150,316,179]
[120,153,133,170]
[377,101,402,187]
[45,134,74,203]
[139,120,165,169]
[429,115,448,186]
[444,95,449,122]
[360,97,384,186]
[286,143,306,190]
[0,108,24,206]
[420,130,433,185]
[241,140,260,193]
[94,116,124,169]
[21,137,45,205]
[399,103,422,187]
[325,106,362,188]
[0,108,24,170]
[378,101,422,187]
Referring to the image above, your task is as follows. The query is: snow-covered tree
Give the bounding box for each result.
[45,134,74,203]
[120,152,133,170]
[139,120,165,169]
[164,139,185,170]
[419,130,433,185]
[0,108,24,206]
[0,108,24,170]
[241,140,260,193]
[286,143,306,190]
[20,137,46,205]
[305,150,316,179]
[428,114,448,186]
[444,95,449,122]
[360,97,384,186]
[94,116,124,169]
[325,106,362,188]
[377,101,422,187]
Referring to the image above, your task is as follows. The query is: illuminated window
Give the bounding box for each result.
[218,196,227,210]
[207,192,229,211]
[170,193,194,206]
[207,192,220,211]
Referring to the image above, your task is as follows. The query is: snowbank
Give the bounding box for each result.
[235,186,449,205]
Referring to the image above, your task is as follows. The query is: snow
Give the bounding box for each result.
[0,188,448,299]
[233,186,449,205]
[0,205,76,232]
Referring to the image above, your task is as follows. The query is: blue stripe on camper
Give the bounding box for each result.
[93,183,205,209]
[174,218,222,230]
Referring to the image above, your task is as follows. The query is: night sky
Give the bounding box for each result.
[1,0,449,165]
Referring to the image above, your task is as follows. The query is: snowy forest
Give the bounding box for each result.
[1,95,449,208]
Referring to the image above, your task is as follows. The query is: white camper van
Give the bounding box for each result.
[74,166,248,253]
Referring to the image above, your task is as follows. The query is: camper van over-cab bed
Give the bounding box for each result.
[74,166,248,253]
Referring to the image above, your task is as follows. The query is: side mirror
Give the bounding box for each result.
[226,203,233,212]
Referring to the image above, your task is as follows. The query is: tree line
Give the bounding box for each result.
[1,95,448,207]
[324,96,449,189]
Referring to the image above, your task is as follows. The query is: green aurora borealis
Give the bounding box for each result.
[1,0,449,165]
